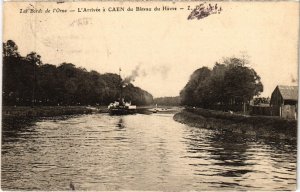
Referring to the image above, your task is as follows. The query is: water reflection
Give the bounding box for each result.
[2,118,37,144]
[117,118,125,129]
[209,131,250,169]
[1,113,297,191]
[182,125,296,190]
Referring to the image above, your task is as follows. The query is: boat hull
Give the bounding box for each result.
[109,108,136,115]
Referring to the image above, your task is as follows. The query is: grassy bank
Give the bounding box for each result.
[174,108,297,140]
[2,106,99,119]
[1,105,161,119]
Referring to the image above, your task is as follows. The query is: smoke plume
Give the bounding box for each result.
[151,65,170,80]
[122,64,147,85]
[122,64,170,87]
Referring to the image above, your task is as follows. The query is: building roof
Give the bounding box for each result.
[277,85,298,101]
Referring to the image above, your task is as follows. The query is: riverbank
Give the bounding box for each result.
[174,108,297,140]
[1,105,162,119]
[2,106,103,119]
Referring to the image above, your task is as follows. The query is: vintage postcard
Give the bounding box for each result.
[1,1,299,191]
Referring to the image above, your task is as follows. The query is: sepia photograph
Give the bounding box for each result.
[1,1,299,191]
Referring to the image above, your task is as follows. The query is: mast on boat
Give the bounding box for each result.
[119,68,123,105]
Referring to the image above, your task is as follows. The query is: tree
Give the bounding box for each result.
[253,97,270,105]
[3,40,20,57]
[26,52,42,65]
[36,64,59,105]
[223,58,263,112]
[180,57,263,112]
[2,41,154,106]
[25,52,43,106]
[180,67,211,107]
[207,63,227,105]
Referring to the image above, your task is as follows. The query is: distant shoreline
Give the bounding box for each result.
[174,108,297,141]
[2,106,101,119]
[1,105,163,119]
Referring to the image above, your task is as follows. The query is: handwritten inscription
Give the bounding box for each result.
[70,18,92,26]
[188,3,222,20]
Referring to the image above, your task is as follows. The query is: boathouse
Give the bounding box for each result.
[270,85,298,119]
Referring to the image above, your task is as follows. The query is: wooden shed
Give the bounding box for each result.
[270,85,298,119]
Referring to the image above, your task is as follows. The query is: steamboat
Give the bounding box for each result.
[107,68,137,115]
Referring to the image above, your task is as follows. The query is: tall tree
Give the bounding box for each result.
[223,57,263,111]
[180,57,263,111]
[3,40,20,57]
[25,52,42,106]
[180,67,211,107]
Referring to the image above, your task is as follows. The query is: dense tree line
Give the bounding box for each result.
[252,97,270,105]
[2,40,153,106]
[180,57,263,111]
[153,96,180,106]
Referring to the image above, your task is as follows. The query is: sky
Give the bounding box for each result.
[3,1,299,98]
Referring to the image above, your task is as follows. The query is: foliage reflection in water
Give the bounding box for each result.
[1,113,296,191]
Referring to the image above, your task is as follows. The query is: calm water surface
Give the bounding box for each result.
[1,113,297,190]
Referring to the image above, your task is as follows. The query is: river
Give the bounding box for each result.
[1,113,297,190]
